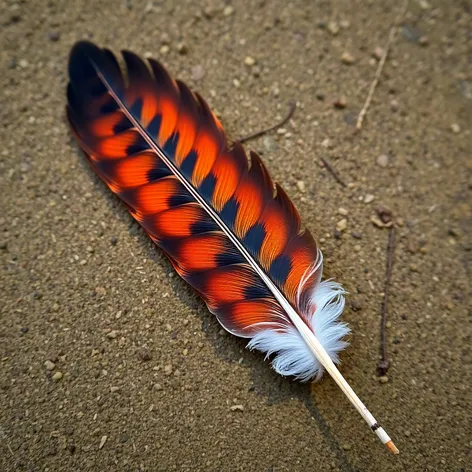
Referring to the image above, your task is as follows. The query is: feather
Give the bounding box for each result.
[66,41,398,453]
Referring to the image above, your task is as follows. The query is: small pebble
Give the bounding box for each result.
[296,181,306,193]
[52,371,63,381]
[230,404,244,411]
[263,136,278,152]
[350,299,363,311]
[338,207,349,216]
[450,123,461,134]
[327,21,339,35]
[177,42,188,55]
[159,45,170,55]
[99,435,107,450]
[44,360,55,371]
[340,52,355,65]
[378,375,389,384]
[48,31,60,42]
[375,205,393,224]
[110,236,118,246]
[137,348,152,362]
[419,36,429,46]
[372,47,384,60]
[377,154,389,168]
[110,386,120,393]
[336,219,347,232]
[351,231,362,239]
[223,5,234,16]
[191,65,205,81]
[244,56,256,66]
[107,330,118,339]
[364,194,375,204]
[371,216,390,228]
[164,364,173,375]
[333,97,347,109]
[390,100,399,112]
[153,383,163,391]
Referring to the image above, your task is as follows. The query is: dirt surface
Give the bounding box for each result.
[1,1,471,471]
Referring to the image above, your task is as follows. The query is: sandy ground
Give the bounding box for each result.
[1,1,471,471]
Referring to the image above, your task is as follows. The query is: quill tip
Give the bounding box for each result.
[386,440,399,455]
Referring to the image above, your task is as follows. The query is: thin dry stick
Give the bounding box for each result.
[237,101,296,143]
[356,0,410,130]
[320,157,347,188]
[378,226,396,376]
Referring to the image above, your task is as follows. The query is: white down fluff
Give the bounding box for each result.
[247,278,350,382]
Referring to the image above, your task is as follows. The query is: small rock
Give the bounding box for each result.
[296,181,306,193]
[263,136,278,152]
[376,154,389,167]
[191,65,205,81]
[315,92,325,101]
[244,56,256,66]
[137,348,152,362]
[418,35,429,46]
[364,194,375,204]
[336,219,348,232]
[338,207,349,216]
[351,231,362,239]
[160,32,170,45]
[390,100,399,112]
[223,5,234,16]
[375,205,393,224]
[340,52,355,65]
[230,404,244,411]
[450,123,461,134]
[20,327,29,334]
[48,31,60,42]
[44,360,56,371]
[99,435,107,450]
[110,236,118,246]
[159,45,170,55]
[410,263,418,272]
[370,216,391,228]
[327,21,339,36]
[177,42,188,55]
[350,298,363,311]
[153,383,163,391]
[19,59,29,69]
[378,375,389,384]
[333,97,347,109]
[340,19,350,29]
[342,444,352,451]
[110,386,120,393]
[52,371,63,381]
[164,364,173,375]
[107,330,118,339]
[372,47,384,60]
[401,24,422,43]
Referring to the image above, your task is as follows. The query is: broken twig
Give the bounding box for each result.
[378,226,396,376]
[356,0,409,130]
[238,101,296,143]
[320,157,347,188]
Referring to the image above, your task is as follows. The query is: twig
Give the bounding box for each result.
[237,101,296,143]
[320,157,347,188]
[378,226,396,376]
[356,0,409,130]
